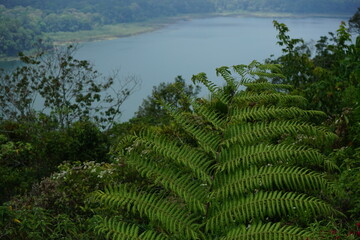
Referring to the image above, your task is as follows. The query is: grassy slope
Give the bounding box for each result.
[47,23,161,45]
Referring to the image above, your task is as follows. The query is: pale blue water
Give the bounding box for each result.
[1,16,348,121]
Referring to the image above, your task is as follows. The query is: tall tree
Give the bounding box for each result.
[349,7,360,34]
[0,45,140,129]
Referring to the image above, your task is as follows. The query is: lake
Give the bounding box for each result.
[2,16,349,121]
[75,16,347,121]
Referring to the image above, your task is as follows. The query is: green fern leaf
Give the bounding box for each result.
[162,102,221,155]
[243,82,294,91]
[217,143,331,172]
[216,66,235,85]
[132,130,213,183]
[192,72,231,104]
[95,217,169,240]
[125,151,208,213]
[233,92,308,107]
[232,61,285,84]
[231,106,326,122]
[191,72,220,95]
[206,191,338,233]
[224,120,337,147]
[221,223,314,240]
[191,99,226,131]
[93,184,200,239]
[213,166,334,199]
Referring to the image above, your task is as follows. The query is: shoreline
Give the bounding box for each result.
[50,11,352,44]
[0,11,351,62]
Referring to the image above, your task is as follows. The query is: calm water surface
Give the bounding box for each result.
[2,16,347,121]
[75,16,346,121]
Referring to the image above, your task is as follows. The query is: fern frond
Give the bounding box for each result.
[231,106,326,122]
[221,223,314,240]
[125,151,208,213]
[93,184,200,239]
[192,72,231,104]
[224,121,337,147]
[191,72,220,95]
[192,99,226,131]
[232,62,285,83]
[206,191,338,232]
[95,217,169,240]
[251,71,285,80]
[131,130,212,183]
[231,64,249,81]
[162,102,221,155]
[213,166,333,199]
[243,82,293,91]
[115,135,138,154]
[139,231,170,240]
[216,66,236,85]
[217,143,330,172]
[234,92,308,107]
[256,62,283,73]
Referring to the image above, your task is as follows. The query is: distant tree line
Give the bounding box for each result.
[0,0,213,57]
[1,0,356,16]
[0,0,358,57]
[210,0,358,13]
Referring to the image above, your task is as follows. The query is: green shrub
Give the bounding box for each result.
[0,158,145,239]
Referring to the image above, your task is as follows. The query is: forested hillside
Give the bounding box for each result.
[0,0,358,57]
[1,0,356,14]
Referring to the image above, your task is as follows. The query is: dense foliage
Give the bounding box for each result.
[268,19,360,148]
[0,9,360,240]
[0,45,139,204]
[349,7,360,33]
[0,6,50,56]
[134,76,201,125]
[265,17,360,239]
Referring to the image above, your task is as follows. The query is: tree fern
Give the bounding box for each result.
[91,62,340,239]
